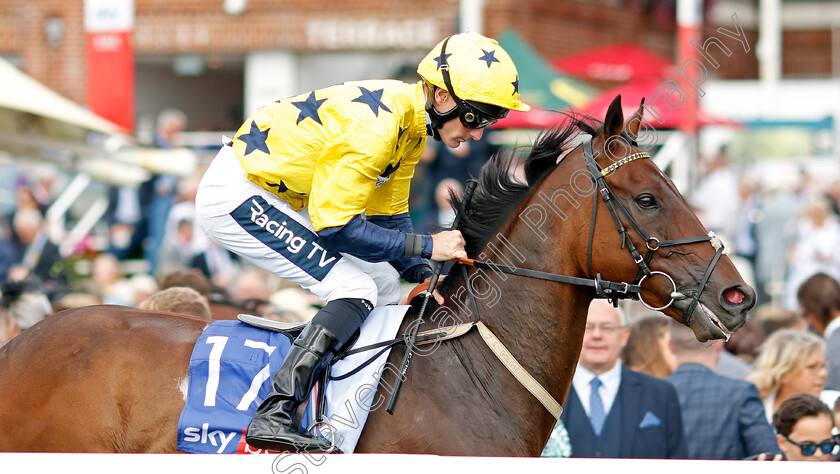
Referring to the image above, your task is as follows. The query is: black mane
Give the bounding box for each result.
[454,115,597,256]
[434,114,601,295]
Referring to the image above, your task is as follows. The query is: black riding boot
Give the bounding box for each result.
[246,323,339,452]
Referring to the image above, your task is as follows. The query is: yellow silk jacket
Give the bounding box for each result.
[231,80,428,232]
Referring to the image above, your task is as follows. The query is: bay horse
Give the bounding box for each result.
[0,96,754,454]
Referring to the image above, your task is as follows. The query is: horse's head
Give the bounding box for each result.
[581,95,755,342]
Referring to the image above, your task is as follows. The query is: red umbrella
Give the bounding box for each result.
[552,42,674,83]
[571,80,738,129]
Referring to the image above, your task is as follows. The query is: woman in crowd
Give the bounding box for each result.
[622,316,676,378]
[748,328,828,422]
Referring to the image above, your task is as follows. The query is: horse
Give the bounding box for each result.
[0,96,755,454]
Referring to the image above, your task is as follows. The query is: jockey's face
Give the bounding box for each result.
[433,88,485,149]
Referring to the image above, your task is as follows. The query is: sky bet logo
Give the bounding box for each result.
[231,195,341,281]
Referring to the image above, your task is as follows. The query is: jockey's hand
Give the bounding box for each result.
[430,230,467,261]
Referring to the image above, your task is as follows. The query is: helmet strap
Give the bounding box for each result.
[424,35,461,142]
[425,86,458,141]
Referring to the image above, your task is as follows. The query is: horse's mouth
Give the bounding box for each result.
[699,302,732,342]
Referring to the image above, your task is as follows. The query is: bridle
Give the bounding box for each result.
[580,134,726,327]
[462,133,726,328]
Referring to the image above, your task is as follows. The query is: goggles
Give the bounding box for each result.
[437,37,508,129]
[783,435,839,456]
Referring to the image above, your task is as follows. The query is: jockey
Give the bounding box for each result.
[195,31,529,453]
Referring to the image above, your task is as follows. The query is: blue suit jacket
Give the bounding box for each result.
[561,366,687,458]
[666,362,782,459]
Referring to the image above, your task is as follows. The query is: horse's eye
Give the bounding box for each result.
[636,194,657,209]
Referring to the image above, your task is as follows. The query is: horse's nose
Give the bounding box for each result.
[719,284,756,313]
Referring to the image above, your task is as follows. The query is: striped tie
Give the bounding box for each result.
[589,377,606,436]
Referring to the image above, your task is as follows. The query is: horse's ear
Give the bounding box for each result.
[603,95,624,140]
[625,98,645,138]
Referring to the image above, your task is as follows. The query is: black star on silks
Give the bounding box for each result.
[266,181,288,193]
[352,87,391,117]
[434,53,452,70]
[292,91,327,125]
[236,121,271,155]
[478,49,500,68]
[512,75,521,95]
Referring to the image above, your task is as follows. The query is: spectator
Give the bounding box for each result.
[12,208,67,299]
[234,267,272,304]
[748,328,828,422]
[130,273,159,307]
[0,280,52,346]
[797,272,840,391]
[265,287,320,323]
[0,220,16,282]
[432,179,463,228]
[156,217,196,276]
[559,299,686,458]
[690,145,739,241]
[158,268,212,299]
[91,253,134,307]
[772,394,838,461]
[144,108,189,273]
[717,319,765,380]
[540,419,572,458]
[752,175,801,306]
[622,316,676,378]
[752,302,808,337]
[666,319,781,459]
[415,135,494,233]
[784,197,840,312]
[139,286,211,319]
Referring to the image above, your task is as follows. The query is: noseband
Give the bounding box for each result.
[580,134,725,327]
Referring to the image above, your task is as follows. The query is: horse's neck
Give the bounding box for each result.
[420,162,596,453]
[416,242,591,453]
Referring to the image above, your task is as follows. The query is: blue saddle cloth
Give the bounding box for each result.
[177,320,296,454]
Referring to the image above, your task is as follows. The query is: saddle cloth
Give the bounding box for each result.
[177,305,408,454]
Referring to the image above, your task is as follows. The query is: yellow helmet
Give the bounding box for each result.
[418,32,530,119]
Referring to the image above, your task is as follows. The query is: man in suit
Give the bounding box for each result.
[666,319,782,459]
[560,300,687,458]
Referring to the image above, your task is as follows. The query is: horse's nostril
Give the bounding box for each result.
[723,287,744,305]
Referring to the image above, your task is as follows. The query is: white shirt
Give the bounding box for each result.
[572,362,622,417]
[825,317,840,340]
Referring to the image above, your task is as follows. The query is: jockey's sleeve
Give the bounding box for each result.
[317,213,433,283]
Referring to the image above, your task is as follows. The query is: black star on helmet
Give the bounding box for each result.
[478,49,500,68]
[434,53,452,70]
[512,75,521,95]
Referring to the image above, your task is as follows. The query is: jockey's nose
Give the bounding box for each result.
[469,127,484,140]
